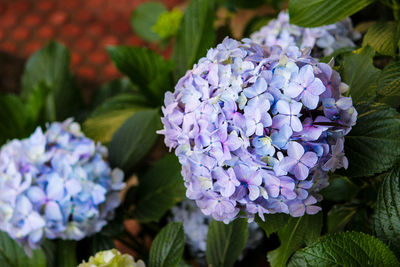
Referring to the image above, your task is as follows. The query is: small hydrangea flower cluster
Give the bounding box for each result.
[251,11,360,57]
[0,119,125,251]
[159,37,357,223]
[78,249,145,267]
[169,199,263,259]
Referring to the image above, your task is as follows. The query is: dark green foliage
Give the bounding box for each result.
[206,218,248,267]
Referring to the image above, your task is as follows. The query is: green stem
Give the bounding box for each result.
[392,0,400,20]
[56,240,77,267]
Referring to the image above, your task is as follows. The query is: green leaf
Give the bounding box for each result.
[377,59,400,106]
[206,218,248,267]
[107,46,173,104]
[378,60,400,95]
[108,109,160,171]
[91,78,136,107]
[288,232,399,267]
[268,213,322,267]
[56,240,77,267]
[172,0,216,80]
[343,102,400,177]
[288,0,376,27]
[89,93,148,118]
[83,93,149,143]
[133,154,186,222]
[327,205,357,233]
[255,213,289,237]
[24,82,50,128]
[83,109,137,144]
[363,21,399,56]
[131,2,166,42]
[41,240,56,267]
[0,94,27,145]
[21,41,82,120]
[374,165,400,257]
[0,231,46,267]
[320,175,359,202]
[341,46,381,104]
[347,208,374,234]
[149,222,185,267]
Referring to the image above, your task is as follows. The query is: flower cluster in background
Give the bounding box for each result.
[152,8,183,39]
[159,37,357,223]
[169,199,263,261]
[78,249,145,267]
[0,119,124,251]
[251,11,361,57]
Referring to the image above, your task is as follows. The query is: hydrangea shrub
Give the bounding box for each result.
[251,11,360,57]
[0,119,125,251]
[159,37,357,223]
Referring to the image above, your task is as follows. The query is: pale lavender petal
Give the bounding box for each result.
[281,188,297,200]
[306,205,322,215]
[272,115,290,129]
[276,100,290,114]
[280,177,295,190]
[266,185,279,198]
[333,138,344,154]
[299,65,314,85]
[296,188,308,199]
[26,212,45,229]
[287,142,304,160]
[16,196,32,216]
[304,195,318,205]
[225,132,241,151]
[279,157,298,172]
[65,179,82,196]
[248,185,260,200]
[322,157,336,171]
[343,156,349,169]
[300,152,318,167]
[285,83,303,98]
[244,78,268,98]
[291,101,303,115]
[294,163,309,180]
[45,201,63,221]
[301,91,319,109]
[307,78,325,95]
[290,116,303,132]
[289,202,305,217]
[26,187,46,203]
[337,97,353,110]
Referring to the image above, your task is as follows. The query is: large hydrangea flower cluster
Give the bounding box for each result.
[251,11,360,57]
[169,199,263,260]
[159,37,357,223]
[0,119,125,251]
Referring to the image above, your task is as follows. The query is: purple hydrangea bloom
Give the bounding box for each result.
[159,37,357,223]
[0,119,125,252]
[251,10,361,57]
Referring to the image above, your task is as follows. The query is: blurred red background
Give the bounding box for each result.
[0,0,182,99]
